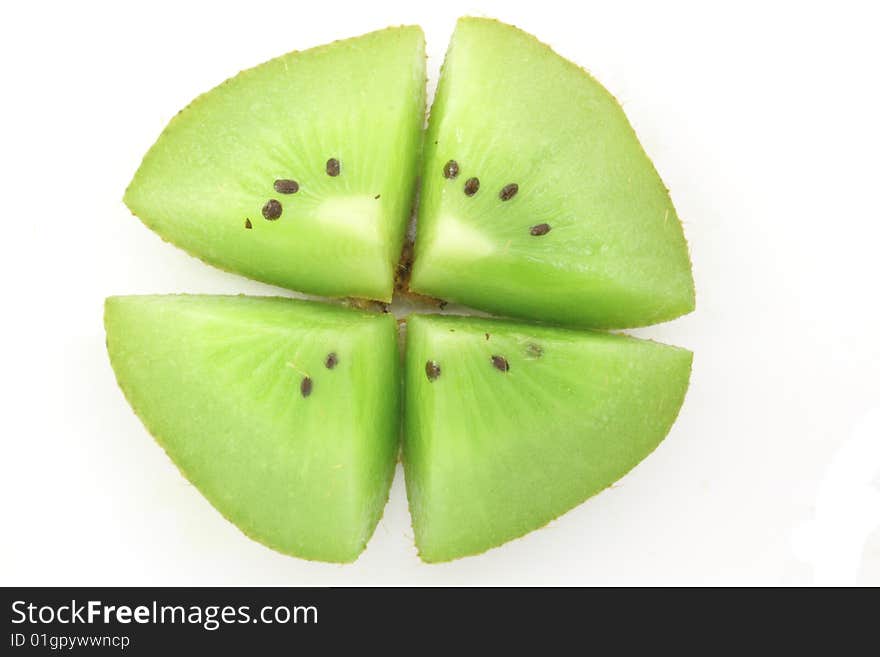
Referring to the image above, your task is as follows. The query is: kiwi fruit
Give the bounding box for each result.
[109,19,695,563]
[403,314,692,561]
[104,295,400,563]
[124,27,426,302]
[410,18,695,329]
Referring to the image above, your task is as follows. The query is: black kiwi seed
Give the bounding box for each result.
[491,355,510,372]
[530,223,551,236]
[443,160,459,179]
[262,199,282,220]
[425,360,441,381]
[326,158,340,176]
[499,183,519,201]
[300,376,313,397]
[464,177,480,196]
[273,179,299,194]
[325,353,338,369]
[244,218,252,229]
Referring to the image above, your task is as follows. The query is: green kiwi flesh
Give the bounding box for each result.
[403,313,692,562]
[104,295,400,562]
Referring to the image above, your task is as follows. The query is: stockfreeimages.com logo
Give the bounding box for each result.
[11,599,318,631]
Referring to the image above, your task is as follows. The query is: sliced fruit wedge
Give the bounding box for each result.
[411,18,695,328]
[105,295,400,563]
[403,313,692,562]
[125,27,426,302]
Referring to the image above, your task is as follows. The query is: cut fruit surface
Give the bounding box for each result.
[410,18,695,328]
[403,313,692,562]
[105,295,400,562]
[124,27,425,302]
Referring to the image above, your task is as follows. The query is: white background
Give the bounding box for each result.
[1,0,878,586]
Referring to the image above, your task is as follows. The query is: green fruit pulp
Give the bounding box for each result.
[410,18,695,328]
[112,20,698,564]
[104,295,401,562]
[124,27,426,302]
[403,313,692,562]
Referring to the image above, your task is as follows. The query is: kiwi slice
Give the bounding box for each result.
[124,27,426,302]
[410,18,695,328]
[403,313,692,562]
[110,20,697,564]
[104,295,400,563]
